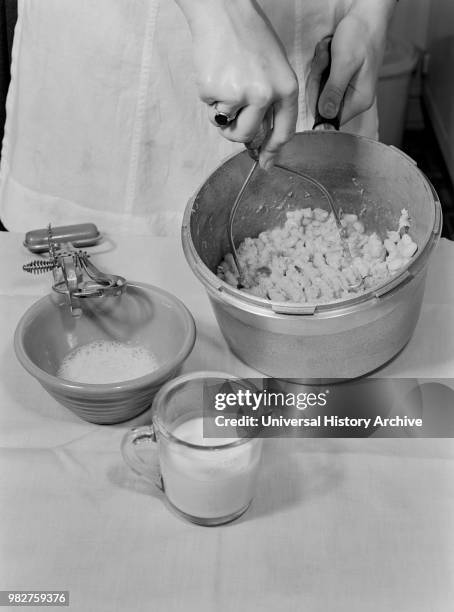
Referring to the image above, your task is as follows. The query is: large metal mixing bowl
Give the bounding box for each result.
[182,132,442,380]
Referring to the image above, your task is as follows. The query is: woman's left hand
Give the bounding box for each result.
[308,0,396,125]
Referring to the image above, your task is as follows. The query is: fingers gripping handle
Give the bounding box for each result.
[121,425,164,491]
[246,35,343,161]
[246,108,273,161]
[313,36,343,131]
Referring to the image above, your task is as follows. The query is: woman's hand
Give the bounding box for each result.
[308,0,396,125]
[175,0,298,169]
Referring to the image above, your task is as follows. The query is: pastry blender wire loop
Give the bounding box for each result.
[227,132,363,292]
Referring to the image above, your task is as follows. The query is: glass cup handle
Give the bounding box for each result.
[121,425,164,491]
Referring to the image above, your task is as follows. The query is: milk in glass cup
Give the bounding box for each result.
[121,372,263,526]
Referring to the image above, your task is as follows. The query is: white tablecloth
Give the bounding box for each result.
[1,232,453,612]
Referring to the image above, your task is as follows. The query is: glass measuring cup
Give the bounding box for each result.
[121,372,263,526]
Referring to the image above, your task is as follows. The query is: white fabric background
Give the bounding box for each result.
[0,0,378,235]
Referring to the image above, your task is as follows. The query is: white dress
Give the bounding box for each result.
[0,0,378,235]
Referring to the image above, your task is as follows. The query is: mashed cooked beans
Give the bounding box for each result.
[217,208,417,303]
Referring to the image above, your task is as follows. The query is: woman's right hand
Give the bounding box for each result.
[175,0,299,169]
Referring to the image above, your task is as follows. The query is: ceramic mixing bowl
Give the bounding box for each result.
[14,282,196,424]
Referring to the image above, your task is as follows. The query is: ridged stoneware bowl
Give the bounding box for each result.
[14,282,196,424]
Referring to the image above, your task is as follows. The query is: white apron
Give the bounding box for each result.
[0,0,378,235]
